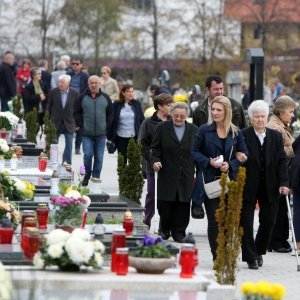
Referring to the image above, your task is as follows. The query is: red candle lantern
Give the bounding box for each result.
[36,203,49,229]
[179,243,195,278]
[116,247,129,275]
[23,227,40,260]
[21,217,37,250]
[122,210,134,236]
[111,228,126,272]
[1,128,6,140]
[38,153,48,172]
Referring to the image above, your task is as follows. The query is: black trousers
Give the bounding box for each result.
[241,188,279,262]
[268,195,289,249]
[157,193,190,240]
[115,135,136,165]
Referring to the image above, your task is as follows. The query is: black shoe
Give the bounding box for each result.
[191,203,205,219]
[257,255,263,267]
[75,148,81,154]
[173,236,186,243]
[247,260,259,270]
[283,241,292,252]
[82,175,90,187]
[269,247,291,253]
[160,232,170,240]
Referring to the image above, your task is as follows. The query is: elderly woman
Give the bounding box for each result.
[99,66,119,101]
[139,93,173,227]
[240,100,289,270]
[267,95,296,253]
[191,96,248,260]
[150,102,197,242]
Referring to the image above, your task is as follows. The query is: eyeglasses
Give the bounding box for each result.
[172,114,186,120]
[101,72,107,75]
[72,62,80,66]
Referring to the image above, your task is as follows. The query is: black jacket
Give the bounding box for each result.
[0,63,16,99]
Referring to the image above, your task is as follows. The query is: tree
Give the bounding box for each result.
[43,111,56,157]
[24,108,39,144]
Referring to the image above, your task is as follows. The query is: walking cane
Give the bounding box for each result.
[153,171,159,234]
[286,194,300,271]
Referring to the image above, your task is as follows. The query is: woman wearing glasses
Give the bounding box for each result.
[99,66,119,102]
[150,102,197,243]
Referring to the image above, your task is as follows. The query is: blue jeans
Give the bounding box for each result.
[82,135,106,178]
[56,123,74,164]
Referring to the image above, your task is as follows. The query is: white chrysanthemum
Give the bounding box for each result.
[94,252,103,268]
[47,244,64,259]
[46,229,70,246]
[64,190,81,199]
[0,143,9,152]
[3,111,19,127]
[93,240,105,253]
[33,252,45,269]
[0,138,7,145]
[65,237,94,264]
[71,228,91,241]
[13,178,27,191]
[82,195,91,208]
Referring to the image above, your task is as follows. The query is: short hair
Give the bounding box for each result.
[247,100,269,119]
[170,101,190,116]
[72,57,82,63]
[153,93,173,110]
[30,67,41,79]
[38,59,48,68]
[60,55,70,62]
[205,75,223,89]
[101,66,111,75]
[56,60,66,70]
[273,95,296,117]
[58,74,71,84]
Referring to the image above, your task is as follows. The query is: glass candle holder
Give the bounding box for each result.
[111,228,126,272]
[21,217,37,250]
[193,247,198,275]
[21,210,35,234]
[123,218,134,236]
[36,204,49,229]
[39,157,47,172]
[179,243,195,278]
[23,227,40,260]
[1,128,6,140]
[116,247,129,275]
[0,227,14,244]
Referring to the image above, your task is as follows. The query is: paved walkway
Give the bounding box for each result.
[60,139,300,299]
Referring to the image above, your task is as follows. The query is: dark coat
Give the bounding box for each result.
[242,127,289,203]
[110,100,145,141]
[193,96,247,129]
[46,87,79,133]
[67,70,89,94]
[191,122,248,203]
[288,135,300,189]
[0,62,16,99]
[150,120,197,202]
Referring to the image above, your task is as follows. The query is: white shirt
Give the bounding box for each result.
[254,129,266,145]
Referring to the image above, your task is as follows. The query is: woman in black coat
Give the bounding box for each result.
[150,102,197,243]
[109,84,144,164]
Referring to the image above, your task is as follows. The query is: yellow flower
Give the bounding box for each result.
[256,281,272,297]
[270,283,286,300]
[241,282,256,295]
[65,187,73,194]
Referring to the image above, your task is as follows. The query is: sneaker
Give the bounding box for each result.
[291,250,300,256]
[75,148,81,154]
[82,175,90,187]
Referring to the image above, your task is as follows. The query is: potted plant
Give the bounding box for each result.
[129,234,175,274]
[33,228,105,272]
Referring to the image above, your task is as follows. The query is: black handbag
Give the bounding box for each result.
[106,141,116,154]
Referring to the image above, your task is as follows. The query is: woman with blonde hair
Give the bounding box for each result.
[191,95,248,260]
[99,66,119,101]
[267,95,296,253]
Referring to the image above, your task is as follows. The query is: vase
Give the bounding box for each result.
[129,256,175,274]
[59,264,80,272]
[53,204,85,233]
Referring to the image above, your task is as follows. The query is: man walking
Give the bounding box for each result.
[74,75,113,186]
[46,74,78,164]
[0,51,17,111]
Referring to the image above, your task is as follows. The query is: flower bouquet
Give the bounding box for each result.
[0,112,19,131]
[0,139,12,160]
[0,198,19,229]
[33,228,105,271]
[241,281,286,300]
[129,235,175,274]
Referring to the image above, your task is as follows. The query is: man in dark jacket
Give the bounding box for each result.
[191,75,247,218]
[0,51,16,111]
[74,75,113,186]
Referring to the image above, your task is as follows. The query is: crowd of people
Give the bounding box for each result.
[0,51,300,270]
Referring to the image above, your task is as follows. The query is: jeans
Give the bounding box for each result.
[82,135,106,178]
[56,123,74,164]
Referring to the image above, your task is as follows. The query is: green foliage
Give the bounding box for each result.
[117,138,144,204]
[24,108,39,143]
[58,180,90,197]
[12,94,23,119]
[214,167,246,285]
[43,111,56,157]
[54,205,83,227]
[131,243,171,259]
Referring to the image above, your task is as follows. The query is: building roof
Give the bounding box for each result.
[224,0,300,23]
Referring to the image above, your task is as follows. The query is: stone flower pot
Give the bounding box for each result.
[129,256,175,274]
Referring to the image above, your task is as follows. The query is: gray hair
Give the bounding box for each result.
[60,55,70,62]
[170,102,190,116]
[273,95,296,117]
[56,60,66,70]
[247,100,269,119]
[58,74,71,84]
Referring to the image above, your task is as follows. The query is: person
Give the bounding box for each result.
[191,96,248,260]
[151,102,197,243]
[272,78,285,101]
[289,135,300,255]
[99,66,119,101]
[110,84,144,164]
[46,74,78,164]
[51,60,67,89]
[23,67,49,128]
[138,93,173,227]
[74,75,113,186]
[16,59,31,95]
[39,59,52,92]
[240,100,289,270]
[60,54,72,73]
[68,57,89,155]
[267,95,296,253]
[0,51,16,111]
[191,75,247,219]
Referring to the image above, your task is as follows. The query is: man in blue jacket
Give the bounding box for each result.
[74,75,113,186]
